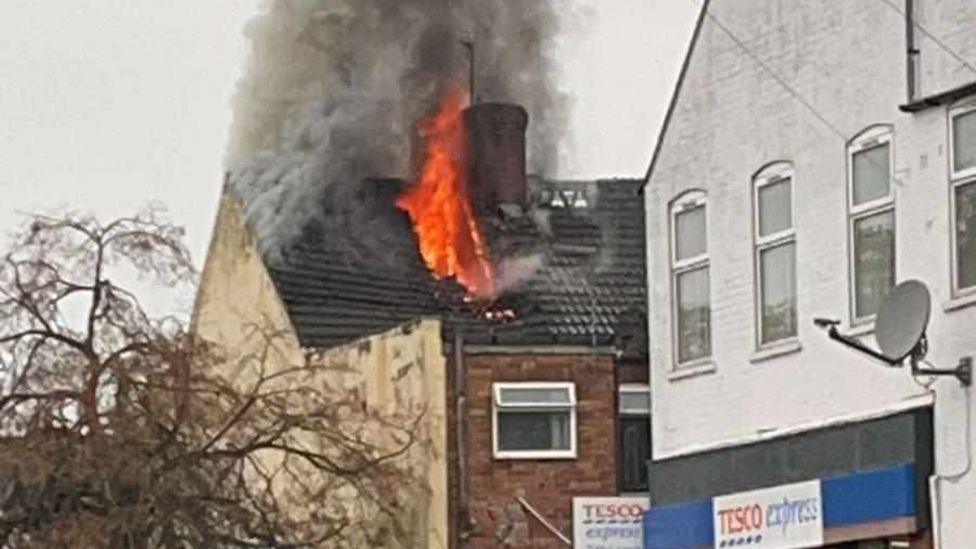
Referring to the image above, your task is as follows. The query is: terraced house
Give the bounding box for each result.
[642,1,976,547]
[193,102,649,548]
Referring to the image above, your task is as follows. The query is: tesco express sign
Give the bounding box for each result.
[712,480,823,549]
[573,497,649,549]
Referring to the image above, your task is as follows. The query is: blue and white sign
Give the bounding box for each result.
[712,480,823,549]
[643,463,918,549]
[574,496,650,549]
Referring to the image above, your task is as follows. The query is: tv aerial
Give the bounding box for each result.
[814,280,971,386]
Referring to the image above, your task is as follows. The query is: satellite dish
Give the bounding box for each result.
[875,280,931,363]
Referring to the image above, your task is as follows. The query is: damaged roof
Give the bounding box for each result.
[266,177,647,357]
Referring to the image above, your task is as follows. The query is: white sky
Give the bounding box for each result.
[1,1,699,271]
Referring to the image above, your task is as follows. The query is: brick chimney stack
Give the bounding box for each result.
[463,103,529,213]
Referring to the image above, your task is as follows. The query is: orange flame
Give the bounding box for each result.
[396,84,495,298]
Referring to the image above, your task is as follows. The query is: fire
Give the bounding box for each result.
[396,84,495,298]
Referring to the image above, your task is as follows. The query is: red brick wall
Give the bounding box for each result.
[460,353,618,548]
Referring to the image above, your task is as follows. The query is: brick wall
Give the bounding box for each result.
[454,353,618,548]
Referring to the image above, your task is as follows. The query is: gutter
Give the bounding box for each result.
[900,80,976,113]
[461,344,620,356]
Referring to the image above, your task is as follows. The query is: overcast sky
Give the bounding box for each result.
[1,1,698,271]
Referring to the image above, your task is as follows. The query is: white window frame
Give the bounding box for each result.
[670,190,711,368]
[491,382,577,460]
[950,178,976,297]
[618,384,651,416]
[753,162,797,348]
[950,102,976,181]
[950,100,976,296]
[847,126,896,323]
[617,384,651,493]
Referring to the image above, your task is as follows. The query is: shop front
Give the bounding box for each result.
[643,408,933,548]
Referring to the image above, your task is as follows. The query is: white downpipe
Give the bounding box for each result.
[927,381,972,549]
[928,475,942,549]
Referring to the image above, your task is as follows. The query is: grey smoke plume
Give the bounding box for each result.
[225,0,569,257]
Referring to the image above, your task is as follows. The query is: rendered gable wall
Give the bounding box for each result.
[191,190,449,548]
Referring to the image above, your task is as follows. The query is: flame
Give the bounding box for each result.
[396,84,495,298]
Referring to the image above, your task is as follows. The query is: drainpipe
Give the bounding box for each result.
[905,0,919,102]
[929,475,942,548]
[929,382,973,548]
[454,331,470,548]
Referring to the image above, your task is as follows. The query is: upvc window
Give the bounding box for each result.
[753,163,797,346]
[670,191,711,365]
[951,103,976,180]
[492,382,576,459]
[618,385,650,493]
[618,385,651,415]
[951,103,976,296]
[953,180,976,293]
[848,127,895,322]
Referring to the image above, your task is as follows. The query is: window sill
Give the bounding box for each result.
[668,360,716,382]
[953,168,976,181]
[943,291,976,313]
[493,451,577,461]
[843,321,875,338]
[750,340,802,363]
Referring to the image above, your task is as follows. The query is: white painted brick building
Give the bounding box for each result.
[643,1,976,547]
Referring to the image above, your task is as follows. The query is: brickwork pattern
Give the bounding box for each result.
[457,353,618,548]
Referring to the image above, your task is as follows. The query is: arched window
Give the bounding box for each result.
[950,99,976,295]
[753,162,796,346]
[848,125,895,322]
[670,190,711,365]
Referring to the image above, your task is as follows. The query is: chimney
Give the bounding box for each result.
[463,103,529,213]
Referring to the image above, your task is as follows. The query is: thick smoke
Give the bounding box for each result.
[225,0,568,257]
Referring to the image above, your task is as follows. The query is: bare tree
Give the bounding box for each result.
[0,209,425,548]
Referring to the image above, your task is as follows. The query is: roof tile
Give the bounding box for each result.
[264,178,647,357]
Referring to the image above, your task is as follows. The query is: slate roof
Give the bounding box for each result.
[266,177,647,357]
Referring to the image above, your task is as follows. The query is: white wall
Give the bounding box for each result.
[916,0,976,97]
[645,0,976,546]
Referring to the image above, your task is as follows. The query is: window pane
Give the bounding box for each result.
[619,390,651,415]
[758,179,792,237]
[957,182,976,290]
[854,210,895,318]
[677,266,711,362]
[620,417,650,492]
[499,387,571,405]
[498,411,571,451]
[852,143,890,206]
[954,110,976,174]
[675,205,707,261]
[760,242,797,344]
